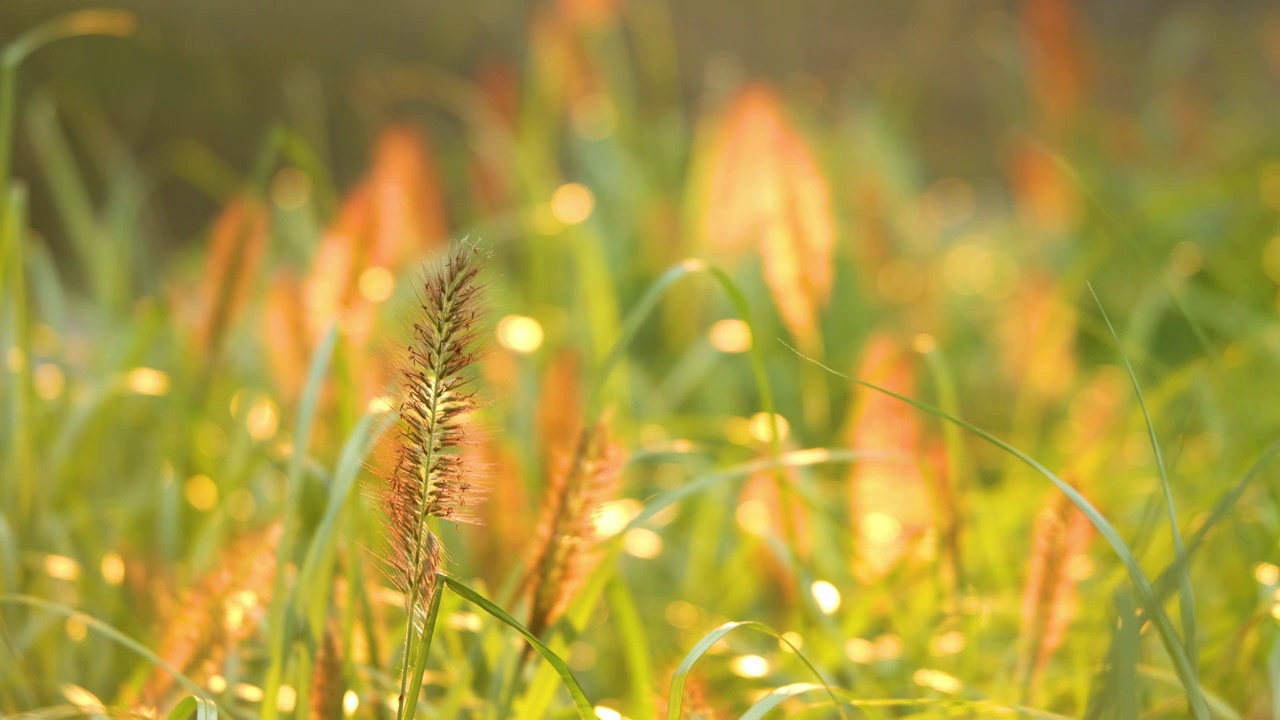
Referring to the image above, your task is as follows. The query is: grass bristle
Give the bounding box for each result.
[141,523,282,706]
[524,418,623,643]
[381,243,487,617]
[1018,491,1094,697]
[309,617,345,720]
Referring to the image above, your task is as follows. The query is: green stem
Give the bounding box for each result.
[399,578,444,720]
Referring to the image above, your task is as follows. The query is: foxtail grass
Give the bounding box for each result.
[380,244,487,718]
[523,418,622,647]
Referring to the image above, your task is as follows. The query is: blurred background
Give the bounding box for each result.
[5,0,1280,716]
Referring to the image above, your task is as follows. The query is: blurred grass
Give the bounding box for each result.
[4,3,1280,719]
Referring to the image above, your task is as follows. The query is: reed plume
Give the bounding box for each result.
[523,418,622,646]
[380,244,487,713]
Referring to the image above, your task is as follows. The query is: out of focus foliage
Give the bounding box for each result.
[3,1,1280,718]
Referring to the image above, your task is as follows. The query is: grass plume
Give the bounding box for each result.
[1018,491,1093,699]
[380,243,487,714]
[523,418,623,645]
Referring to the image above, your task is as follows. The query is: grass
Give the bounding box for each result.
[4,5,1280,719]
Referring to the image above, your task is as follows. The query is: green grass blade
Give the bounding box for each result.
[1152,440,1280,601]
[585,258,792,538]
[782,340,1212,719]
[294,409,394,635]
[1089,283,1197,672]
[0,595,211,702]
[666,621,844,720]
[167,696,219,720]
[399,575,444,720]
[440,574,595,719]
[604,577,654,720]
[740,682,831,720]
[261,323,340,720]
[0,11,135,226]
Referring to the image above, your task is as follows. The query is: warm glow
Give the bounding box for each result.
[185,474,219,510]
[126,367,170,396]
[34,363,66,400]
[367,395,396,414]
[276,685,297,712]
[551,183,595,224]
[209,675,228,693]
[810,580,841,614]
[709,318,752,353]
[100,553,125,585]
[942,242,995,296]
[234,684,265,702]
[862,512,903,545]
[496,315,545,353]
[747,412,790,443]
[665,601,700,630]
[930,630,966,656]
[358,266,395,303]
[65,617,88,642]
[342,690,360,717]
[61,684,104,712]
[913,669,963,694]
[246,396,279,441]
[844,638,875,663]
[1256,563,1280,586]
[44,555,81,581]
[623,528,663,558]
[730,654,771,678]
[593,499,642,538]
[593,707,622,720]
[736,499,770,536]
[912,333,937,355]
[446,612,482,632]
[874,634,903,660]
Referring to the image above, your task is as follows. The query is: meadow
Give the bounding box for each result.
[2,4,1280,718]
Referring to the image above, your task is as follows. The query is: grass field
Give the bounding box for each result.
[3,5,1280,719]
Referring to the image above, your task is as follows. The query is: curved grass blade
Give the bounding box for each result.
[0,595,210,701]
[1,11,136,223]
[666,621,844,720]
[1152,440,1280,600]
[1134,665,1242,720]
[167,696,218,720]
[1089,283,1197,672]
[440,574,594,719]
[585,259,791,537]
[781,340,1212,719]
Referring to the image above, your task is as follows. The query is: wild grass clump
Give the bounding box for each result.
[3,5,1280,720]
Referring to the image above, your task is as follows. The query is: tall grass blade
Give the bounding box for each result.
[261,324,340,720]
[295,409,394,636]
[0,596,210,701]
[440,574,595,719]
[782,340,1211,719]
[1088,284,1197,672]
